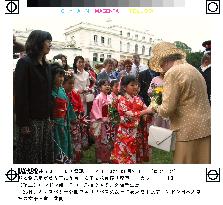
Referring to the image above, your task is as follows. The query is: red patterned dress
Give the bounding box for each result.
[110,94,148,164]
[66,89,87,163]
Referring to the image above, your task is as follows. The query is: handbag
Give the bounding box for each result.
[85,93,94,102]
[148,125,176,152]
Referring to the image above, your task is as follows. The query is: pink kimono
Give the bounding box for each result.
[90,92,115,163]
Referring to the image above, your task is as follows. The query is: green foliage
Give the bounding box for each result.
[174,41,192,53]
[186,52,203,70]
[174,41,203,69]
[149,148,173,164]
[80,145,173,164]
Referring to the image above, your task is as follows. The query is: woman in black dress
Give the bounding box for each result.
[15,30,54,164]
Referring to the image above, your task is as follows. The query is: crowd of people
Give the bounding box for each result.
[13,30,211,164]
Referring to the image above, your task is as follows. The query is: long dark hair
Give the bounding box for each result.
[63,72,75,84]
[53,54,69,71]
[25,30,52,59]
[73,56,84,74]
[97,79,110,90]
[110,79,119,88]
[50,62,65,87]
[120,75,137,96]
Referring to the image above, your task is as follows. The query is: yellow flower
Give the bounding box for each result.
[154,87,163,94]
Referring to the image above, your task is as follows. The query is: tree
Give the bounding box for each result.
[186,52,203,69]
[174,41,192,53]
[174,41,203,69]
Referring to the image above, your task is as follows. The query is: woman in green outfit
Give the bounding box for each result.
[51,62,76,163]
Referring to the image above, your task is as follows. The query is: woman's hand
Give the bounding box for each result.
[146,106,154,114]
[150,98,159,112]
[102,117,109,122]
[125,111,134,117]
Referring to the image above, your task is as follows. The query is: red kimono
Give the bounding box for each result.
[111,94,149,164]
[66,89,88,163]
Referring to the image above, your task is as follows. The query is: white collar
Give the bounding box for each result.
[133,63,140,67]
[77,69,84,74]
[201,64,211,72]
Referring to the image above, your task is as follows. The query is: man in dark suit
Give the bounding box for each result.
[138,68,154,106]
[200,53,211,105]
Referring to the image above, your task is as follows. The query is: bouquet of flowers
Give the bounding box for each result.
[150,83,163,107]
[108,99,120,126]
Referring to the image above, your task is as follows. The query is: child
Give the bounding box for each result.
[110,75,153,164]
[90,79,115,163]
[108,79,120,124]
[107,80,120,156]
[51,63,76,164]
[108,79,119,103]
[63,72,85,163]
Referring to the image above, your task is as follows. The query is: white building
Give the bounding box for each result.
[64,21,162,66]
[13,22,162,67]
[13,29,81,66]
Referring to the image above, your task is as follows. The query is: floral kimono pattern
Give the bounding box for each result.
[66,89,87,163]
[111,94,148,164]
[90,92,115,163]
[137,115,153,163]
[52,87,76,164]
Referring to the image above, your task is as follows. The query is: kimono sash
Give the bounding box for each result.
[102,104,108,117]
[52,97,68,119]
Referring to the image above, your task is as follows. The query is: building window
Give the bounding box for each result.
[149,47,152,56]
[127,32,130,37]
[100,54,104,62]
[135,34,138,39]
[93,53,98,62]
[101,36,105,44]
[127,42,130,52]
[94,35,98,43]
[142,45,145,55]
[120,41,122,52]
[135,44,138,54]
[120,31,122,35]
[107,54,111,58]
[142,36,145,40]
[108,38,111,46]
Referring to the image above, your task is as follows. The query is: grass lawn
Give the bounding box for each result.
[80,144,173,164]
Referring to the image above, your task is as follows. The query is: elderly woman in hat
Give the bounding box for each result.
[149,42,211,164]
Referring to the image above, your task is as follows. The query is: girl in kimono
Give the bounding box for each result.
[110,75,153,164]
[108,79,120,138]
[63,72,86,163]
[90,79,115,163]
[108,79,120,125]
[51,63,76,164]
